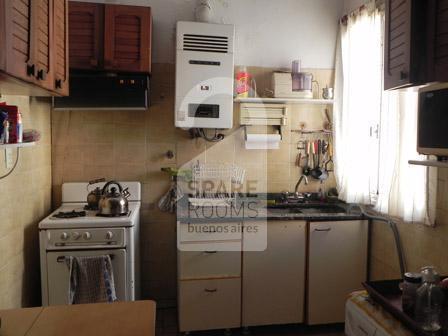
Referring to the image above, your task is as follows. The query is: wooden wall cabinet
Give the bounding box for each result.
[53,0,69,96]
[0,0,69,96]
[384,0,448,89]
[104,5,152,73]
[384,0,428,90]
[427,0,448,82]
[69,2,152,73]
[68,2,102,70]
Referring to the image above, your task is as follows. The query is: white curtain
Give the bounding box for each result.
[376,90,436,225]
[334,3,435,225]
[333,3,383,205]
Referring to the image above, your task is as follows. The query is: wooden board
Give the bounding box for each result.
[0,301,156,336]
[0,307,43,336]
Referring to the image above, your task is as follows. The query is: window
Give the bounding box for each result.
[334,3,435,225]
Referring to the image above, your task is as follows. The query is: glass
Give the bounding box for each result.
[415,266,444,332]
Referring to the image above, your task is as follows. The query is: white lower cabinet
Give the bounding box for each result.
[178,278,241,332]
[177,219,368,331]
[242,220,306,326]
[177,222,242,332]
[307,220,368,325]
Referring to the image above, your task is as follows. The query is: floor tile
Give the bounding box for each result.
[156,308,344,336]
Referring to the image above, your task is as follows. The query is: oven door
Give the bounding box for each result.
[46,249,127,306]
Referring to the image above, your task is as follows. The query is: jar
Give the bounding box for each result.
[401,272,422,316]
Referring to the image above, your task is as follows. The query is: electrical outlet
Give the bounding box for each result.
[5,148,13,169]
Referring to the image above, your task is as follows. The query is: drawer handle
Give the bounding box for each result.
[204,288,217,293]
[314,228,331,232]
[204,251,217,254]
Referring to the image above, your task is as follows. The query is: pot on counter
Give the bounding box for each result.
[98,181,130,216]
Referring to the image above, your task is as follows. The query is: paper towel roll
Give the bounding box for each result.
[245,134,281,150]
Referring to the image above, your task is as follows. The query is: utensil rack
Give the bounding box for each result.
[291,129,332,135]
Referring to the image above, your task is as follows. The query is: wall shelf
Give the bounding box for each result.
[0,142,36,149]
[234,97,334,105]
[408,160,448,168]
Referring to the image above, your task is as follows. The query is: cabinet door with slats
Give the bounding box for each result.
[427,0,448,82]
[68,2,102,70]
[384,0,413,90]
[104,5,152,73]
[1,0,35,83]
[53,0,68,95]
[31,0,54,90]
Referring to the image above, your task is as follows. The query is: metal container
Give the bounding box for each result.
[98,181,129,217]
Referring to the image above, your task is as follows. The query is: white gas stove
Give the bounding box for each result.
[39,182,141,306]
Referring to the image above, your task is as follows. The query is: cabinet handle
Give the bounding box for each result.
[55,79,62,89]
[204,288,217,293]
[36,69,46,81]
[204,251,217,254]
[400,70,408,80]
[314,228,331,232]
[26,64,35,77]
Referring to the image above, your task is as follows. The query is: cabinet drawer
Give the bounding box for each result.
[178,222,242,244]
[179,247,241,280]
[179,278,241,332]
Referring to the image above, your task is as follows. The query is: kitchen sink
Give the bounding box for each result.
[266,204,347,215]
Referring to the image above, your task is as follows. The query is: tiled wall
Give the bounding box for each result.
[0,96,52,308]
[51,63,335,305]
[370,169,448,280]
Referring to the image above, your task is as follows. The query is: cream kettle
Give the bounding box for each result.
[98,181,130,216]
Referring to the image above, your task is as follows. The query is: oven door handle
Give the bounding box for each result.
[56,254,115,263]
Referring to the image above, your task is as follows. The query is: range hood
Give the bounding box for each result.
[53,71,150,110]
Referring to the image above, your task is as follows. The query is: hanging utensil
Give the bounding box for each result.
[325,141,334,172]
[310,140,322,179]
[303,140,311,176]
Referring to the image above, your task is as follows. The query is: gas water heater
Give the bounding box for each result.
[175,21,235,129]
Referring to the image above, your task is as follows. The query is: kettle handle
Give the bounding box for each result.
[101,181,123,195]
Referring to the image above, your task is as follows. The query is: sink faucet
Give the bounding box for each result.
[294,175,309,195]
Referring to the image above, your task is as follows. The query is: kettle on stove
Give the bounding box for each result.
[98,181,131,216]
[86,178,106,210]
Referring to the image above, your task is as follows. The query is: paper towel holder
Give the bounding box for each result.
[243,125,283,140]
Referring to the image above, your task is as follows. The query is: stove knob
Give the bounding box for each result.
[60,232,69,240]
[106,231,114,240]
[83,232,91,240]
[72,232,80,240]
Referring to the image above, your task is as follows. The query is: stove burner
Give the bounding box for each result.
[96,211,131,218]
[53,210,87,219]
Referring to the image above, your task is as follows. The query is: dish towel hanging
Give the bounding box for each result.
[66,255,117,304]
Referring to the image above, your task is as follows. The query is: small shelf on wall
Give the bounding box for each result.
[408,160,448,168]
[234,97,334,105]
[0,142,36,149]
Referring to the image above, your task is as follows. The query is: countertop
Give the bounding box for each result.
[176,194,364,223]
[0,301,156,336]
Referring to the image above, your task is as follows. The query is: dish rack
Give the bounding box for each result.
[189,162,246,207]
